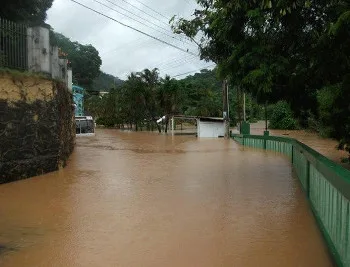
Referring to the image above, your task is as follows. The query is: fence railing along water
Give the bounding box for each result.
[232,133,350,267]
[0,17,28,70]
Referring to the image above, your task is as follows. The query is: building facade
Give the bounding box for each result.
[72,85,84,116]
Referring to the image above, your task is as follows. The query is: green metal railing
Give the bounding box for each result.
[232,133,350,267]
[0,17,28,70]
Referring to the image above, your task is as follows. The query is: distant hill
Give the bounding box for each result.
[91,72,124,92]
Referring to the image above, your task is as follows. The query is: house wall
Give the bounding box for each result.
[197,120,225,138]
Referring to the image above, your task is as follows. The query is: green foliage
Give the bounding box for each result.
[95,117,118,127]
[171,0,350,158]
[0,67,47,79]
[180,69,222,117]
[0,0,53,24]
[316,85,341,137]
[52,32,102,89]
[85,69,223,129]
[317,79,350,159]
[91,72,123,92]
[86,68,265,133]
[269,101,298,130]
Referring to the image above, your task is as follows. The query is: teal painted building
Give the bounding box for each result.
[72,85,84,116]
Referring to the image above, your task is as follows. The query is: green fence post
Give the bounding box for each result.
[306,160,310,198]
[241,121,250,135]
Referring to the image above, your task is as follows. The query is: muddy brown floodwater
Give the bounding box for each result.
[0,129,333,267]
[248,121,349,169]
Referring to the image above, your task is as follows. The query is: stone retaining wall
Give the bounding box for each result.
[0,73,75,184]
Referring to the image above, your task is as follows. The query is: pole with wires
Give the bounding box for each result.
[223,79,230,139]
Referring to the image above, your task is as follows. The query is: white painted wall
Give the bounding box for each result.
[27,26,71,87]
[197,120,225,138]
[27,26,50,73]
[67,69,73,92]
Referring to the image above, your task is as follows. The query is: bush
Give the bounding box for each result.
[316,84,341,138]
[317,81,350,161]
[96,117,117,127]
[269,101,298,130]
[248,117,258,123]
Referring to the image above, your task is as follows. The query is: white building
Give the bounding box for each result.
[197,117,225,138]
[169,115,225,138]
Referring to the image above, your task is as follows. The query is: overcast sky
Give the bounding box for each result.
[46,0,214,80]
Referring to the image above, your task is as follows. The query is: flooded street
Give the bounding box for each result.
[248,121,349,168]
[0,129,332,266]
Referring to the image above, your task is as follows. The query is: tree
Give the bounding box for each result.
[179,69,222,117]
[171,0,350,159]
[91,72,124,92]
[0,0,53,24]
[136,68,162,132]
[121,73,148,130]
[158,76,183,132]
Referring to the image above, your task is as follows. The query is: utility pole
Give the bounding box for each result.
[223,79,230,138]
[243,91,246,121]
[265,101,268,131]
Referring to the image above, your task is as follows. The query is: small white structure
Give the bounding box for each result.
[169,115,225,138]
[197,117,225,138]
[75,116,95,137]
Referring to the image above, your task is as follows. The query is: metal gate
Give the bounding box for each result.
[0,17,28,70]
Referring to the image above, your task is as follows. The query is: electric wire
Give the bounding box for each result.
[70,0,198,56]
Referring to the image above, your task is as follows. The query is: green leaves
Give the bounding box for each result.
[0,0,53,24]
[269,101,298,130]
[329,11,350,36]
[170,0,350,157]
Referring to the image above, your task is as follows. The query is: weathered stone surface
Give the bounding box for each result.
[0,74,75,184]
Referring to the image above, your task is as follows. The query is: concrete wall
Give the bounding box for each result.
[0,73,75,184]
[27,26,72,85]
[27,27,51,73]
[67,69,72,92]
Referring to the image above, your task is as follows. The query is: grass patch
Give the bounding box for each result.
[0,68,51,81]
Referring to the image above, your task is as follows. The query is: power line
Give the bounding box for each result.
[103,0,196,47]
[171,64,216,78]
[92,0,194,47]
[70,0,198,56]
[117,0,196,45]
[146,54,187,68]
[101,34,166,56]
[161,57,201,72]
[100,35,146,55]
[151,54,198,68]
[102,0,194,46]
[117,0,169,26]
[131,0,170,21]
[94,0,197,50]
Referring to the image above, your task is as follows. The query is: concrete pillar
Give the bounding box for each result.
[27,26,50,73]
[197,118,200,137]
[171,116,174,135]
[67,69,73,92]
[58,58,68,82]
[50,46,60,79]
